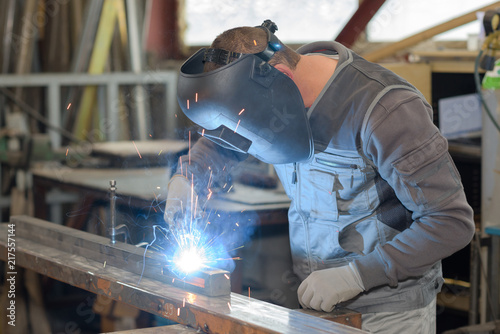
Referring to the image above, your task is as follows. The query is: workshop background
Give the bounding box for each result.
[0,0,499,333]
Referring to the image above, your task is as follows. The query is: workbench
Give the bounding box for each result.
[31,164,291,229]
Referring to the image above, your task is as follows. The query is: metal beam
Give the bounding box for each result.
[0,216,365,333]
[0,71,176,86]
[335,0,386,48]
[0,70,178,148]
[9,215,230,297]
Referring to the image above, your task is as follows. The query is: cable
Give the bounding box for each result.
[0,86,82,144]
[474,32,500,133]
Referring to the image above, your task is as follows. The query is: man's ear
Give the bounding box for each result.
[274,64,294,80]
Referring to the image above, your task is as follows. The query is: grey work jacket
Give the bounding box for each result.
[272,42,474,313]
[179,41,475,314]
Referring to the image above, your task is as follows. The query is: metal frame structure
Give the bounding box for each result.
[0,71,178,149]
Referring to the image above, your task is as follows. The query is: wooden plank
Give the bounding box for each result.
[63,0,103,134]
[103,324,198,333]
[125,0,148,140]
[73,0,122,140]
[363,2,500,62]
[10,215,231,297]
[0,222,365,333]
[10,0,38,133]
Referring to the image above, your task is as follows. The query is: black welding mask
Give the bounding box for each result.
[176,20,313,165]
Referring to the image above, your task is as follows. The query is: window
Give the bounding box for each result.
[184,0,495,47]
[184,0,357,46]
[366,0,496,41]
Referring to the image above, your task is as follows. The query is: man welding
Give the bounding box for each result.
[164,20,475,333]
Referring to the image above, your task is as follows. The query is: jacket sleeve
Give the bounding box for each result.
[175,136,248,199]
[354,89,475,290]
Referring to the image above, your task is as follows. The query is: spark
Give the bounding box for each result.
[234,119,241,133]
[183,298,186,307]
[253,40,257,46]
[187,99,190,109]
[66,148,69,156]
[227,185,233,193]
[103,261,106,268]
[177,308,180,316]
[235,222,239,227]
[158,150,163,155]
[132,141,142,159]
[188,131,191,165]
[248,287,251,299]
[224,274,230,280]
[149,133,152,137]
[238,108,245,115]
[195,93,198,102]
[67,103,72,110]
[227,302,232,310]
[201,129,205,136]
[207,170,213,189]
[190,174,195,226]
[186,293,196,304]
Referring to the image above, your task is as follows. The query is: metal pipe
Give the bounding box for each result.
[110,179,116,244]
[469,231,480,325]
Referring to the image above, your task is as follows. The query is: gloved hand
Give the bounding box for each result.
[164,175,197,227]
[297,262,365,312]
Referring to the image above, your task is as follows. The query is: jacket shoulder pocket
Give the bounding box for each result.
[392,133,447,175]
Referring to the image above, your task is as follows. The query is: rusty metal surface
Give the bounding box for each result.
[298,309,362,330]
[10,215,230,297]
[0,218,367,333]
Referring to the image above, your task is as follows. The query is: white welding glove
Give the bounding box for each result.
[297,262,365,312]
[164,175,197,227]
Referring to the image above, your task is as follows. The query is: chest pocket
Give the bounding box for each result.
[303,152,376,221]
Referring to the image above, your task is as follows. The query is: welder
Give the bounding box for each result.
[164,20,475,333]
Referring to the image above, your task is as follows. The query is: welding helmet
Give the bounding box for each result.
[176,20,313,165]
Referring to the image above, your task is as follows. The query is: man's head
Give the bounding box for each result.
[176,20,314,164]
[204,26,301,73]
